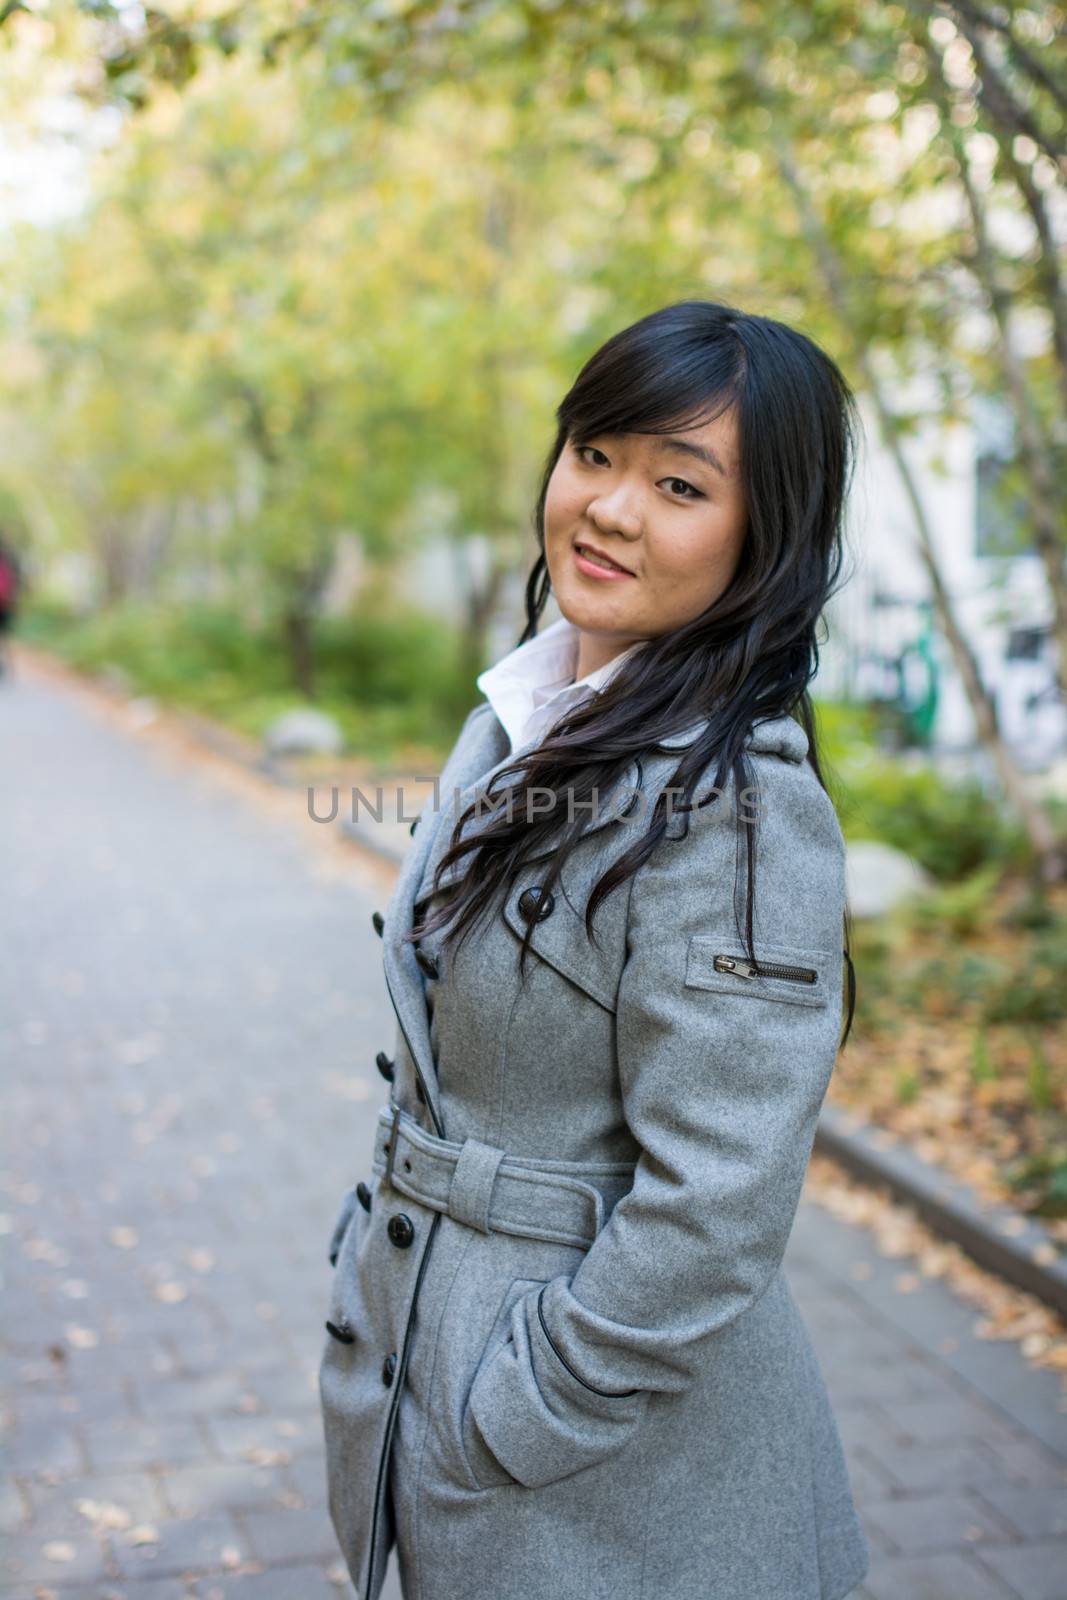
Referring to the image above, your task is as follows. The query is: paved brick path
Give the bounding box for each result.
[2,664,1066,1600]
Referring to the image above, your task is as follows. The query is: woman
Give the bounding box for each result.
[319,299,870,1600]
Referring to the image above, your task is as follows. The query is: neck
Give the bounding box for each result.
[575,630,642,680]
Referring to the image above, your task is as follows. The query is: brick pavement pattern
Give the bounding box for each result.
[2,666,1066,1600]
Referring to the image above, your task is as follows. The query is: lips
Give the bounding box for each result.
[573,541,635,576]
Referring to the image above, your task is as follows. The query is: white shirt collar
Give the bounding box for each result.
[476,615,644,753]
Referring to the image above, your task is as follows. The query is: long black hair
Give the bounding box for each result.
[406,299,860,1046]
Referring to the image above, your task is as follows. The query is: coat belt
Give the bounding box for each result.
[371,1105,636,1251]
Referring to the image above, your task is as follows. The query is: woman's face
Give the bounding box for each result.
[543,408,747,666]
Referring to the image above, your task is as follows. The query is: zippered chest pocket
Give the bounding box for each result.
[685,935,836,1009]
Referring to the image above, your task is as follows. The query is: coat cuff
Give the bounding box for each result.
[465,1275,650,1490]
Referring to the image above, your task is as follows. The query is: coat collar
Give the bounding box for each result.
[381,701,809,1128]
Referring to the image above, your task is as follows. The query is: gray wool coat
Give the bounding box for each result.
[318,699,871,1600]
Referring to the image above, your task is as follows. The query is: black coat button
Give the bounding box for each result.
[409,817,418,836]
[518,885,555,922]
[372,910,385,936]
[387,1213,415,1248]
[325,1318,355,1344]
[415,948,439,979]
[356,1181,372,1212]
[382,1351,398,1386]
[376,1051,395,1082]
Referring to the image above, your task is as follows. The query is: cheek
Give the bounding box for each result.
[544,465,583,535]
[654,507,746,595]
[543,478,562,533]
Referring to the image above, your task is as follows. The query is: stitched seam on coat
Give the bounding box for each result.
[493,968,527,1148]
[536,1285,641,1398]
[637,1434,657,1600]
[807,1359,827,1599]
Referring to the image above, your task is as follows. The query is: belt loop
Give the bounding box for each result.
[448,1137,507,1234]
[384,1104,402,1190]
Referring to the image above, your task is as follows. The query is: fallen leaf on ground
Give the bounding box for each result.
[125,1524,159,1546]
[76,1499,132,1532]
[241,1447,290,1466]
[41,1543,76,1563]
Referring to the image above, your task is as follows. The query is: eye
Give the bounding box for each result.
[573,445,704,502]
[663,476,703,501]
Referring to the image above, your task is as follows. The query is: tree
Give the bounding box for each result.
[5,0,1065,876]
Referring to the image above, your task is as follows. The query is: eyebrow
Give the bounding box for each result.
[651,435,730,479]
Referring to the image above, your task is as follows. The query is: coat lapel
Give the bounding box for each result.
[492,712,810,1010]
[380,700,639,1119]
[380,702,508,1128]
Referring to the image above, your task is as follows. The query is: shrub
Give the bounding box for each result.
[908,863,1004,939]
[835,751,1026,881]
[20,596,473,759]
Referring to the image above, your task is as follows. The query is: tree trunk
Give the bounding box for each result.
[283,603,316,700]
[770,131,1066,884]
[922,41,1067,695]
[96,520,132,608]
[989,137,1067,422]
[456,542,510,694]
[935,0,1067,170]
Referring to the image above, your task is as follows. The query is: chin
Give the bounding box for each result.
[552,584,617,631]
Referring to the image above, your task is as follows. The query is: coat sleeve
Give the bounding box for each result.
[465,753,847,1490]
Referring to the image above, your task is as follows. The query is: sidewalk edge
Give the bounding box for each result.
[815,1103,1067,1319]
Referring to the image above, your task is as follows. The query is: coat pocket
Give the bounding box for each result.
[685,934,836,1009]
[464,1276,650,1492]
[459,1277,547,1491]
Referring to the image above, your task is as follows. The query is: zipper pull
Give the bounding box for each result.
[712,954,818,985]
[714,955,759,979]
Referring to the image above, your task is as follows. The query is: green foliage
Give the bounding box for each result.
[1001,885,1064,933]
[970,1027,996,1085]
[21,597,472,759]
[908,863,1005,939]
[836,754,1027,883]
[982,926,1067,1026]
[25,597,286,697]
[890,949,1004,1013]
[1025,1030,1055,1112]
[811,700,882,770]
[1004,1148,1067,1222]
[893,1068,920,1105]
[817,701,1037,884]
[313,608,471,721]
[2,2,1063,889]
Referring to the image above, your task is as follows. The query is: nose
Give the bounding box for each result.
[585,482,643,541]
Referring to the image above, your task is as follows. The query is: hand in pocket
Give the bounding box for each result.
[459,1277,546,1491]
